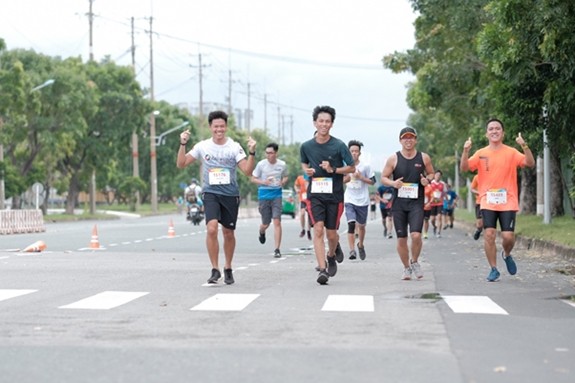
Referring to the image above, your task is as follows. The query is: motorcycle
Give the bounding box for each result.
[187,203,204,225]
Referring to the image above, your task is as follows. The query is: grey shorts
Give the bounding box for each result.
[344,203,368,225]
[259,198,282,225]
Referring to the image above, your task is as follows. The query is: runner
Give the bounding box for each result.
[460,118,535,281]
[381,127,435,280]
[429,170,446,238]
[377,183,394,239]
[294,173,312,240]
[300,105,354,285]
[442,183,458,229]
[251,142,288,258]
[343,140,376,260]
[177,110,256,285]
[470,174,483,240]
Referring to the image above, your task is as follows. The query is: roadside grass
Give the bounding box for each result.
[46,203,178,222]
[456,209,575,248]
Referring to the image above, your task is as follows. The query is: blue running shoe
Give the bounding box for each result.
[501,251,517,275]
[486,267,500,282]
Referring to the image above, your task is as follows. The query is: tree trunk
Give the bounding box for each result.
[520,166,537,214]
[65,175,81,215]
[551,151,564,216]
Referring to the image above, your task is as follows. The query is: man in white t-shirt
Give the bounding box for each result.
[343,140,376,260]
[177,111,256,285]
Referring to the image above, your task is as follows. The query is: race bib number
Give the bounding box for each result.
[302,192,307,200]
[486,188,507,205]
[398,183,419,199]
[383,192,392,201]
[267,176,280,187]
[311,177,333,194]
[208,168,231,185]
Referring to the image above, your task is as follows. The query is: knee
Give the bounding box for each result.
[347,221,356,234]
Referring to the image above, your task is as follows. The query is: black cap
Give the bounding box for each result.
[399,127,417,139]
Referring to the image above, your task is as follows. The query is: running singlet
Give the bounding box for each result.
[467,144,525,211]
[391,151,425,211]
[189,138,246,196]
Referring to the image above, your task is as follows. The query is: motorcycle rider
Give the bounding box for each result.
[184,178,203,219]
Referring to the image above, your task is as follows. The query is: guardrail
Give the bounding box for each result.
[0,209,46,235]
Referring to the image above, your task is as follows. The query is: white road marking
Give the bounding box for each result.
[562,299,575,308]
[442,295,508,315]
[190,293,260,311]
[59,291,149,310]
[321,295,374,312]
[0,289,38,302]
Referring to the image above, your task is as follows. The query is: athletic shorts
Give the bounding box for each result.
[203,192,240,230]
[475,204,482,219]
[380,207,392,219]
[442,208,454,217]
[392,207,424,238]
[259,198,282,225]
[344,203,368,225]
[300,201,307,209]
[481,210,516,232]
[308,198,344,231]
[423,210,431,220]
[430,206,442,216]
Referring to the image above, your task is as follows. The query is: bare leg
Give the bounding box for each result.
[206,219,220,269]
[273,218,282,249]
[410,232,423,262]
[397,236,410,268]
[313,222,327,269]
[357,224,366,248]
[501,231,515,256]
[222,227,235,269]
[484,227,498,267]
[325,228,338,257]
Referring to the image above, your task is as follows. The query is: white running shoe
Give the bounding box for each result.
[402,267,412,280]
[411,261,423,279]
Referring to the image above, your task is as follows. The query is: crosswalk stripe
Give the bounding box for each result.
[562,299,575,308]
[442,295,508,315]
[0,289,38,302]
[59,291,149,310]
[321,295,374,312]
[190,293,260,311]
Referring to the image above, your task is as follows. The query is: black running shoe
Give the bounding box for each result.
[358,245,366,260]
[274,248,281,258]
[473,229,482,240]
[335,242,344,263]
[207,268,221,284]
[327,255,338,277]
[223,268,234,285]
[317,269,329,285]
[299,230,305,238]
[307,230,312,240]
[259,231,266,244]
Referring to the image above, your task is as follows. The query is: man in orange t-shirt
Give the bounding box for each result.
[460,118,535,282]
[294,174,311,240]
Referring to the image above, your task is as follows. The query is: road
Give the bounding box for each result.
[0,211,574,383]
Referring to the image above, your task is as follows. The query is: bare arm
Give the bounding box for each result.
[176,129,196,168]
[460,137,472,173]
[515,133,535,168]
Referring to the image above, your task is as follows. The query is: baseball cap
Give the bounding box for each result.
[399,127,417,139]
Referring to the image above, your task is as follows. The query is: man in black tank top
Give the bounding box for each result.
[380,127,435,281]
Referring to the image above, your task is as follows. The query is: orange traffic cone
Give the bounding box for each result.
[90,225,100,249]
[168,219,176,238]
[22,240,47,252]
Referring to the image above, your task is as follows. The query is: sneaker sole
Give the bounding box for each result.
[317,274,329,285]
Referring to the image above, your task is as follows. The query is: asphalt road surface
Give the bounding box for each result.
[1,211,574,383]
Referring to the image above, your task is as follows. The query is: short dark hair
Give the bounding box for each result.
[312,105,336,122]
[348,140,363,149]
[266,142,279,152]
[208,111,228,125]
[486,118,504,130]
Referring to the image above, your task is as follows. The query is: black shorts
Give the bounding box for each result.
[430,206,442,216]
[393,207,424,238]
[475,204,482,219]
[423,210,431,220]
[380,207,392,219]
[481,210,516,232]
[203,192,240,230]
[308,198,344,231]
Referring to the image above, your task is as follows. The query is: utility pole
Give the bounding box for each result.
[263,94,268,134]
[277,104,281,142]
[190,54,210,120]
[246,82,251,133]
[130,16,140,210]
[148,16,158,214]
[281,115,286,145]
[290,114,294,145]
[88,0,96,214]
[227,69,233,115]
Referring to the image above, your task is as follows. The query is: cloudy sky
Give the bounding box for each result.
[1,0,417,171]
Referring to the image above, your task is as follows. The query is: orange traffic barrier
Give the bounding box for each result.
[22,240,47,252]
[168,219,175,238]
[90,225,100,249]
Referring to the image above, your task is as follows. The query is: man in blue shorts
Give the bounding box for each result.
[300,106,355,285]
